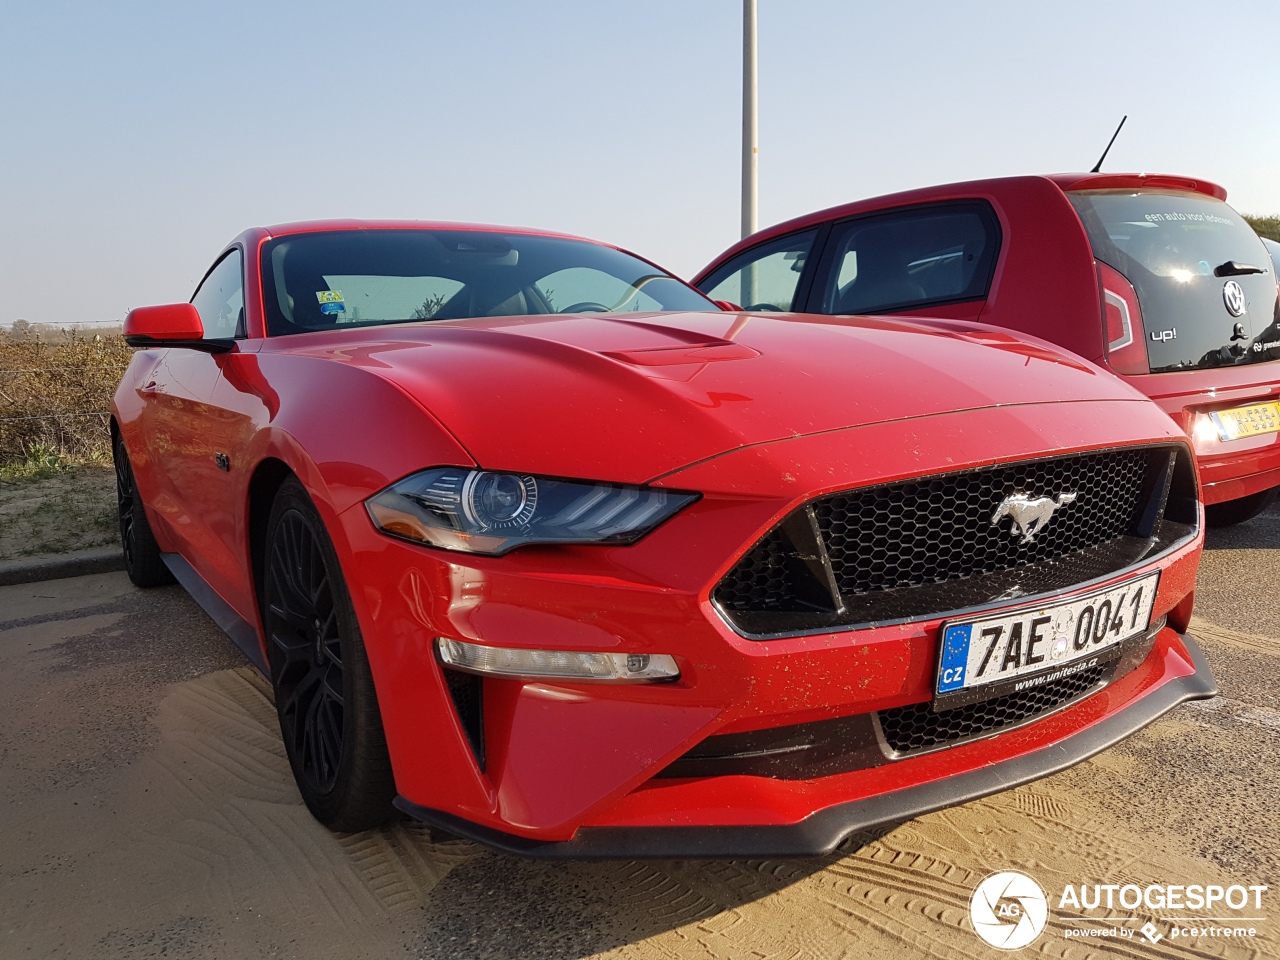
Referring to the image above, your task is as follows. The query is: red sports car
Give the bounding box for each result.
[113,220,1214,857]
[695,173,1280,526]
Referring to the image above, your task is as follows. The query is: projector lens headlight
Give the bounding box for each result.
[366,467,698,555]
[437,637,680,682]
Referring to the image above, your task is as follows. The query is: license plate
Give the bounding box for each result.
[935,572,1159,707]
[1210,401,1280,441]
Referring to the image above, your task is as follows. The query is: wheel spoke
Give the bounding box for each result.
[271,538,313,616]
[120,514,135,562]
[315,699,340,784]
[321,661,344,706]
[269,630,313,674]
[268,600,313,636]
[281,665,321,719]
[320,612,342,669]
[321,636,343,671]
[301,693,322,776]
[310,572,330,610]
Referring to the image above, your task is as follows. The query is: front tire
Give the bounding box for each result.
[1205,487,1278,527]
[113,434,174,587]
[262,477,395,831]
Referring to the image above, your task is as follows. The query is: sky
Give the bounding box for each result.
[2,0,1278,327]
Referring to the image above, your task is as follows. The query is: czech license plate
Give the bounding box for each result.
[1210,402,1280,441]
[935,572,1159,708]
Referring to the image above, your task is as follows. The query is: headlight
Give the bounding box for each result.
[365,467,699,555]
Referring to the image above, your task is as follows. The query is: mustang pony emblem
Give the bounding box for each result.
[991,491,1078,544]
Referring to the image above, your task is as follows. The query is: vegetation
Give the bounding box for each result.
[0,325,132,466]
[0,325,127,558]
[0,463,118,559]
[1243,215,1280,243]
[413,293,449,320]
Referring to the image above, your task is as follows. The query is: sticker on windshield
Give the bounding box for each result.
[1143,211,1234,226]
[317,290,345,315]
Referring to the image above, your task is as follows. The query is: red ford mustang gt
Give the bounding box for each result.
[695,173,1280,526]
[112,220,1215,857]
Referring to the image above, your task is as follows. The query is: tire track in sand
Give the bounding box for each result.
[126,666,483,936]
[788,788,1274,960]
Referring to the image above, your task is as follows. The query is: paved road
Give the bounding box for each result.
[0,512,1276,960]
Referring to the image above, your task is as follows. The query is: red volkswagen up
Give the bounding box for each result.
[695,174,1280,525]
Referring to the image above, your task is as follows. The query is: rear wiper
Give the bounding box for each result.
[1214,260,1266,277]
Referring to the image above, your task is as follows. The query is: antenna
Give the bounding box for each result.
[1090,116,1127,173]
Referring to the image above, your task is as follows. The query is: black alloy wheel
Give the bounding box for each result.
[112,434,173,587]
[266,509,346,795]
[115,441,135,562]
[262,478,394,830]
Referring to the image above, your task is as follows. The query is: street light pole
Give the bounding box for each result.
[741,0,758,240]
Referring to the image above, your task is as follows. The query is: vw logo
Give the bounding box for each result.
[970,871,1049,949]
[1223,280,1247,317]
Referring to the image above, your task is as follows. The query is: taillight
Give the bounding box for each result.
[1098,261,1149,375]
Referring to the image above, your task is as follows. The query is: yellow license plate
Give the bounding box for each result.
[1210,402,1280,441]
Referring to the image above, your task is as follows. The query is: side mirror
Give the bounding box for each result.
[124,304,232,352]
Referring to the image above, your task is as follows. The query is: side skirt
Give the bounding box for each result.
[162,552,268,675]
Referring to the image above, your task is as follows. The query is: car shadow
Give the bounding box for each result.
[1203,501,1280,551]
[399,825,899,959]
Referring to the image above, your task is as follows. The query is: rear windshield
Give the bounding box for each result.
[260,229,715,336]
[1069,191,1280,372]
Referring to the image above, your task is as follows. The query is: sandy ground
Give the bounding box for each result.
[0,464,116,560]
[0,513,1277,959]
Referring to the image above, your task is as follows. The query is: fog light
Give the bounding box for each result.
[436,637,680,682]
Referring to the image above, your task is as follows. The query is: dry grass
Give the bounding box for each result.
[0,327,132,466]
[0,327,131,559]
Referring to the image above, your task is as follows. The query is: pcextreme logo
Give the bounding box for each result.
[969,872,1048,949]
[966,869,1269,949]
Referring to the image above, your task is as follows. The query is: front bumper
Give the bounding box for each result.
[334,402,1204,851]
[394,631,1216,858]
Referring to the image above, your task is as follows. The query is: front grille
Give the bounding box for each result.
[877,664,1109,756]
[819,450,1145,595]
[715,445,1197,637]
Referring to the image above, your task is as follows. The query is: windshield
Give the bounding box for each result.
[1069,190,1280,373]
[260,229,716,336]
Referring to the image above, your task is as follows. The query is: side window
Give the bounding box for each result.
[819,204,999,315]
[698,230,817,311]
[191,250,245,338]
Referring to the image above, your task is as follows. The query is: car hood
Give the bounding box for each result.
[281,312,1150,484]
